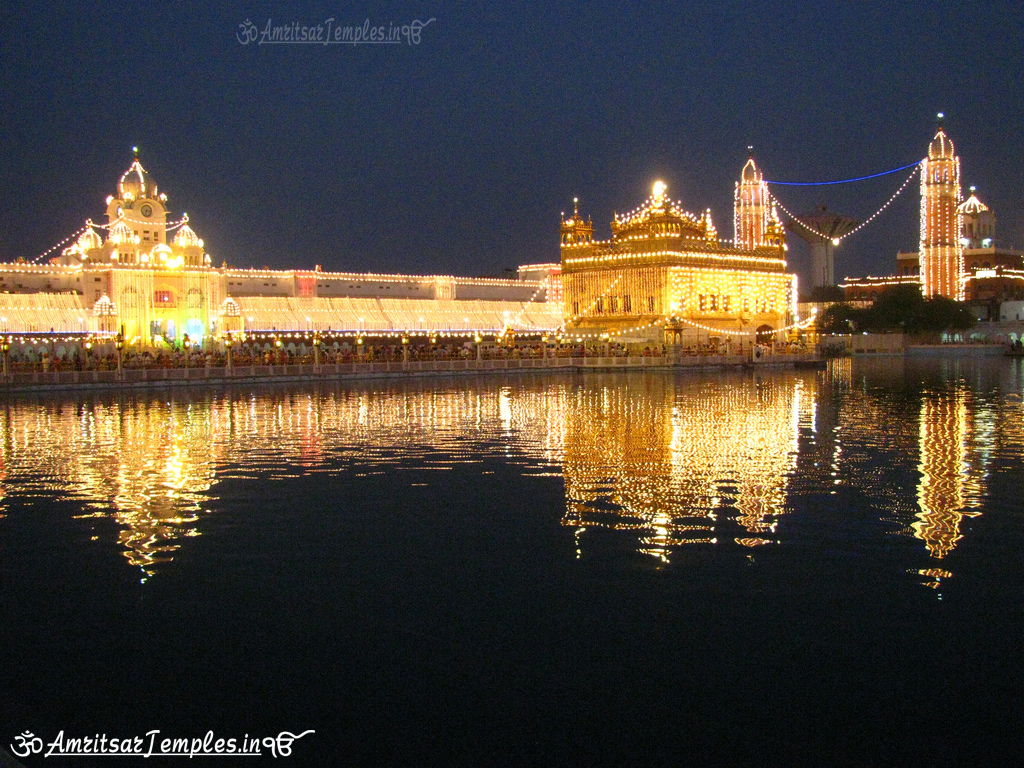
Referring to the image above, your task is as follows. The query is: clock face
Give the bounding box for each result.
[141,204,153,217]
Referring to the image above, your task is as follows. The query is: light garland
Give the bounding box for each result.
[770,163,921,245]
[113,213,190,230]
[561,275,623,330]
[224,267,546,289]
[839,275,920,289]
[666,312,817,338]
[505,280,549,330]
[560,309,817,341]
[25,223,95,265]
[960,271,1024,284]
[21,210,195,267]
[563,248,786,270]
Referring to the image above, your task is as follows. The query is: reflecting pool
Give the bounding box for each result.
[2,357,1023,765]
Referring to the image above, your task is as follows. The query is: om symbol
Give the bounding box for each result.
[236,19,258,45]
[10,731,43,758]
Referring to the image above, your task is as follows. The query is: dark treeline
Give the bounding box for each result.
[818,285,975,335]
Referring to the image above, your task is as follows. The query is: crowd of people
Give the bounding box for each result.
[3,337,814,373]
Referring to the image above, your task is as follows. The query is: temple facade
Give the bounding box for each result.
[560,159,797,344]
[0,153,562,342]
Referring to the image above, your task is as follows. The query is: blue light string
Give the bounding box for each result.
[766,160,923,186]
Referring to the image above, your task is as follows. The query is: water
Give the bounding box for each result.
[1,358,1023,766]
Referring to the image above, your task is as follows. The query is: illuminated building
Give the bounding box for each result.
[954,189,1024,304]
[919,118,964,300]
[843,120,1023,304]
[844,120,965,301]
[847,185,1024,304]
[734,152,772,250]
[561,158,797,344]
[0,152,562,343]
[48,150,224,343]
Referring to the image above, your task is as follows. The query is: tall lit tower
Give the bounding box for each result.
[734,149,770,250]
[919,115,963,300]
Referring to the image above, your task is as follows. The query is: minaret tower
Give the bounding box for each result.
[919,115,963,300]
[734,148,770,250]
[560,197,593,247]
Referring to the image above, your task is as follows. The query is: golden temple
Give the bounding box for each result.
[560,157,798,345]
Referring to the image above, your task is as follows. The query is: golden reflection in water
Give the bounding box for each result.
[0,364,1012,576]
[914,389,987,559]
[0,401,218,576]
[0,388,569,577]
[560,373,807,562]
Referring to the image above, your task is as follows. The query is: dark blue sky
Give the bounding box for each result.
[1,1,1022,287]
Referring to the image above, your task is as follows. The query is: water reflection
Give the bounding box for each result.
[560,373,805,561]
[915,390,986,558]
[0,358,1020,579]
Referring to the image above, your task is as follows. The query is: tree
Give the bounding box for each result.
[845,284,975,335]
[818,303,864,334]
[863,284,925,333]
[920,296,974,333]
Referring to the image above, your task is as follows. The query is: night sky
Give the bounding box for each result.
[2,1,1022,288]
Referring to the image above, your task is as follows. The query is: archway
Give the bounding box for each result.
[755,325,775,345]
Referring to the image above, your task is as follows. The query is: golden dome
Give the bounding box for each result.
[928,127,955,160]
[958,191,989,215]
[741,156,761,183]
[77,228,103,250]
[109,220,137,244]
[173,224,203,248]
[611,183,704,241]
[119,155,159,200]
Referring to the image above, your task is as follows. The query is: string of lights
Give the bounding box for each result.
[771,163,921,245]
[563,248,786,269]
[561,275,623,330]
[26,211,195,266]
[765,160,923,186]
[505,280,549,330]
[115,214,190,230]
[561,308,817,341]
[27,223,95,264]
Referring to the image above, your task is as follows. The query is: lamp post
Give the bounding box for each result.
[356,336,364,363]
[402,335,410,364]
[225,333,233,372]
[1,336,9,380]
[474,333,482,361]
[115,332,124,376]
[313,330,321,371]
